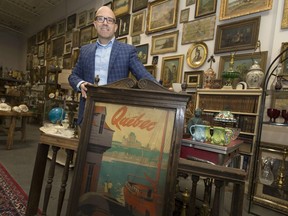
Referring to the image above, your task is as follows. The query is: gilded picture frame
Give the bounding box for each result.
[131,10,145,36]
[184,70,204,88]
[77,10,87,28]
[116,14,130,37]
[214,16,261,54]
[280,42,288,75]
[281,0,288,29]
[151,30,179,55]
[113,0,131,17]
[79,25,92,46]
[146,0,179,34]
[145,65,157,78]
[161,54,184,88]
[56,19,66,36]
[195,0,217,18]
[219,0,273,20]
[186,42,208,69]
[180,8,190,23]
[135,44,149,64]
[181,15,216,45]
[132,0,148,12]
[66,82,189,216]
[218,51,268,85]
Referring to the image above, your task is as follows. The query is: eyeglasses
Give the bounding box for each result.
[95,16,116,24]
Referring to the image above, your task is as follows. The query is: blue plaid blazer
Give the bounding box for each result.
[68,40,156,125]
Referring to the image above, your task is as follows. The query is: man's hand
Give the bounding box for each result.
[80,82,93,98]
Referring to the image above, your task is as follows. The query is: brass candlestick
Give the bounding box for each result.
[277,149,287,188]
[181,188,190,216]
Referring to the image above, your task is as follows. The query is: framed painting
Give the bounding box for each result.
[67,13,76,31]
[66,80,190,216]
[131,10,146,36]
[78,10,87,28]
[220,0,273,20]
[145,65,157,78]
[37,43,45,58]
[64,42,72,55]
[50,24,57,39]
[118,37,128,43]
[146,0,179,34]
[186,42,208,69]
[195,0,217,18]
[117,14,131,37]
[132,0,148,12]
[181,15,216,45]
[72,48,80,67]
[80,25,92,47]
[151,30,178,55]
[180,8,190,23]
[45,41,52,58]
[87,8,95,24]
[52,36,65,57]
[161,54,184,88]
[218,51,268,85]
[252,143,288,215]
[281,0,288,29]
[63,54,72,69]
[132,35,140,45]
[57,19,66,36]
[72,29,80,48]
[184,70,204,88]
[91,25,98,39]
[65,31,73,43]
[136,44,149,64]
[280,42,288,75]
[186,0,195,6]
[113,0,130,17]
[36,29,45,44]
[214,16,261,54]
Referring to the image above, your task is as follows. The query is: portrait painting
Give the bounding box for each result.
[131,10,145,36]
[186,42,208,69]
[146,0,179,34]
[161,55,184,88]
[220,0,272,20]
[181,15,216,44]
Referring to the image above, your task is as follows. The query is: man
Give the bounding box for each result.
[69,6,156,125]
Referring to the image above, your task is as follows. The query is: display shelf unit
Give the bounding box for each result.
[249,47,288,215]
[194,89,262,178]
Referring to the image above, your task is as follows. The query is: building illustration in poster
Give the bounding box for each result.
[78,102,175,216]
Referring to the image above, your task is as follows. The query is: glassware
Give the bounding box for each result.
[259,157,274,185]
[282,110,288,124]
[0,97,5,103]
[222,53,240,89]
[267,108,280,123]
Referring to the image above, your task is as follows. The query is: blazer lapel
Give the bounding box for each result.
[108,40,120,73]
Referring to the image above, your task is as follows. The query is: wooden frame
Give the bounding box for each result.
[113,0,130,17]
[280,42,288,75]
[146,0,179,34]
[151,31,178,55]
[78,10,87,28]
[132,35,140,45]
[186,42,208,69]
[253,144,288,215]
[281,0,288,29]
[66,80,190,216]
[145,65,157,78]
[161,55,184,88]
[117,14,131,37]
[218,51,268,85]
[131,10,145,36]
[52,36,65,57]
[220,0,272,20]
[184,70,204,88]
[132,0,148,12]
[214,16,261,54]
[72,29,80,48]
[37,43,45,58]
[80,25,92,46]
[195,0,217,18]
[180,8,190,23]
[57,19,66,36]
[87,8,95,24]
[181,15,215,45]
[67,13,76,31]
[63,54,72,69]
[136,44,149,64]
[64,42,72,55]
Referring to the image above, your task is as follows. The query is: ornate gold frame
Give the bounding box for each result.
[186,42,208,69]
[151,30,179,55]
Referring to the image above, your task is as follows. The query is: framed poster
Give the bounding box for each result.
[131,10,146,36]
[195,0,217,18]
[113,0,131,17]
[66,79,190,216]
[132,0,148,12]
[218,51,268,85]
[146,0,179,34]
[161,54,184,88]
[184,70,204,88]
[181,15,216,45]
[186,42,208,69]
[136,44,149,64]
[220,0,273,20]
[214,16,261,54]
[151,30,179,55]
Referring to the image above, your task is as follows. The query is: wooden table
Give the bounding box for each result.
[26,132,79,216]
[0,110,34,149]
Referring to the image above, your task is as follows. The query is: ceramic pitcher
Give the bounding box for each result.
[189,124,210,143]
[211,127,233,145]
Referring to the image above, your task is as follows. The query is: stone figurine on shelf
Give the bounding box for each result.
[204,55,216,89]
[186,108,203,134]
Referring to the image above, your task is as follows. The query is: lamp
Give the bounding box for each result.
[222,52,240,89]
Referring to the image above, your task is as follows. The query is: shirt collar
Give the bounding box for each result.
[96,37,115,48]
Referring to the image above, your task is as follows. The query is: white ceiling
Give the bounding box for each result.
[0,0,65,34]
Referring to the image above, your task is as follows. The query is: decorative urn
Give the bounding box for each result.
[246,60,264,89]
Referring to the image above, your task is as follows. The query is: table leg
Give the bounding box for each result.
[21,116,27,141]
[6,116,16,150]
[26,143,49,216]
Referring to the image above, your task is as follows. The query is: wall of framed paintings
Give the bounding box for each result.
[21,0,287,91]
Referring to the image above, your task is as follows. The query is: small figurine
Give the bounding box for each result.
[186,108,203,134]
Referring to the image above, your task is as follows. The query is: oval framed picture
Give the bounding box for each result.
[186,42,208,68]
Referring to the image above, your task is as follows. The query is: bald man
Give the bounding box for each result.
[69,6,156,125]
